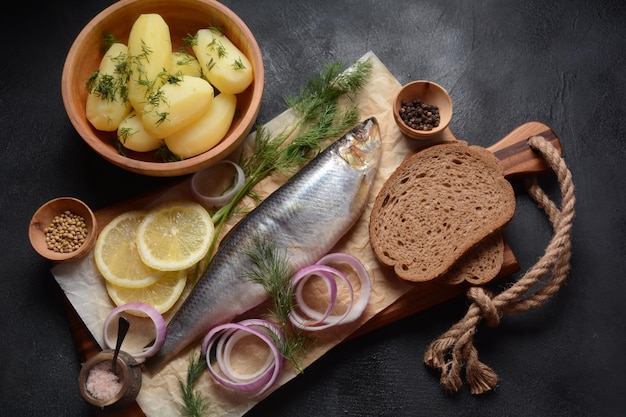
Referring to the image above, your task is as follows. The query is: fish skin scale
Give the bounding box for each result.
[146,118,381,374]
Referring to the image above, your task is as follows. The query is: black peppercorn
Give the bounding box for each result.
[399,99,441,131]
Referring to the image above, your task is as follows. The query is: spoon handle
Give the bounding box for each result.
[111,316,130,375]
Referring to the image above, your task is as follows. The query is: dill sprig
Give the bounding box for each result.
[100,33,118,54]
[85,48,129,103]
[245,236,294,321]
[232,57,247,70]
[155,143,183,162]
[285,59,371,124]
[179,351,211,417]
[245,237,311,373]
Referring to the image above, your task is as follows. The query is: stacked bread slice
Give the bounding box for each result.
[369,142,515,284]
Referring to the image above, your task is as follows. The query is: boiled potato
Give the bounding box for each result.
[85,43,132,131]
[142,75,214,138]
[193,28,253,94]
[165,93,237,158]
[171,51,203,78]
[117,111,162,152]
[127,14,172,111]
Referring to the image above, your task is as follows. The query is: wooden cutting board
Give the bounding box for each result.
[353,121,562,337]
[62,120,561,416]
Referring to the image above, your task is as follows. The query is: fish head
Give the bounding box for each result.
[337,117,382,178]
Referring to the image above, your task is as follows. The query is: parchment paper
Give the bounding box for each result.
[52,51,452,417]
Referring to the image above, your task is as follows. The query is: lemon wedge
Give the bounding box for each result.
[94,210,164,288]
[106,269,188,314]
[136,201,214,271]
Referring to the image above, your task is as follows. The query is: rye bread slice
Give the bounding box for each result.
[369,142,515,282]
[441,231,504,285]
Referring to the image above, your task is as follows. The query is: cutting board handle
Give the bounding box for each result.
[486,121,562,178]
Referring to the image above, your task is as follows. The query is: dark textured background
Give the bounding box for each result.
[1,0,625,416]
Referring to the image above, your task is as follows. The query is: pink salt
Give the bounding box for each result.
[85,360,123,401]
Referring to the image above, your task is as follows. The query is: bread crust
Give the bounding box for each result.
[441,230,504,285]
[369,142,515,282]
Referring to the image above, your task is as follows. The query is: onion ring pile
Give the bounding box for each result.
[289,252,372,331]
[201,318,284,397]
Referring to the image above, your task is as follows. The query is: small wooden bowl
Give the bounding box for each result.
[393,80,453,139]
[78,349,142,410]
[61,0,264,177]
[29,197,98,262]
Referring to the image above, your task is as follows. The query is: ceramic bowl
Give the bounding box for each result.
[61,0,264,177]
[393,80,452,139]
[29,197,97,262]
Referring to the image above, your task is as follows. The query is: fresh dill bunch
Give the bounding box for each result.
[285,58,372,124]
[244,236,312,373]
[179,351,212,417]
[234,61,368,182]
[272,58,371,171]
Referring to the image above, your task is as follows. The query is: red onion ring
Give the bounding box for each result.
[316,252,372,323]
[190,160,245,207]
[289,264,353,331]
[289,253,371,331]
[201,319,284,397]
[102,302,166,359]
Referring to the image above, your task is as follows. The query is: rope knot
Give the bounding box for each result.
[467,287,500,327]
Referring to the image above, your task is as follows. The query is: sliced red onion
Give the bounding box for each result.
[289,264,353,331]
[289,253,372,331]
[292,264,340,324]
[201,319,284,397]
[102,302,166,359]
[316,252,372,323]
[190,160,245,207]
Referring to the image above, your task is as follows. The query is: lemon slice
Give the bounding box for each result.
[136,201,214,271]
[106,269,188,315]
[94,210,164,288]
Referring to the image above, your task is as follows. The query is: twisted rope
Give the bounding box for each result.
[423,135,576,394]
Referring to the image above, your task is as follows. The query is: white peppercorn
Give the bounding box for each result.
[44,210,88,253]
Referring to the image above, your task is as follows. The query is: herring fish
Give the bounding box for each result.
[146,117,382,374]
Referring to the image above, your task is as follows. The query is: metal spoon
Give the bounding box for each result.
[111,316,130,375]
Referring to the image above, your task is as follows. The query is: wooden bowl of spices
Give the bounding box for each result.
[393,80,453,139]
[29,197,97,262]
